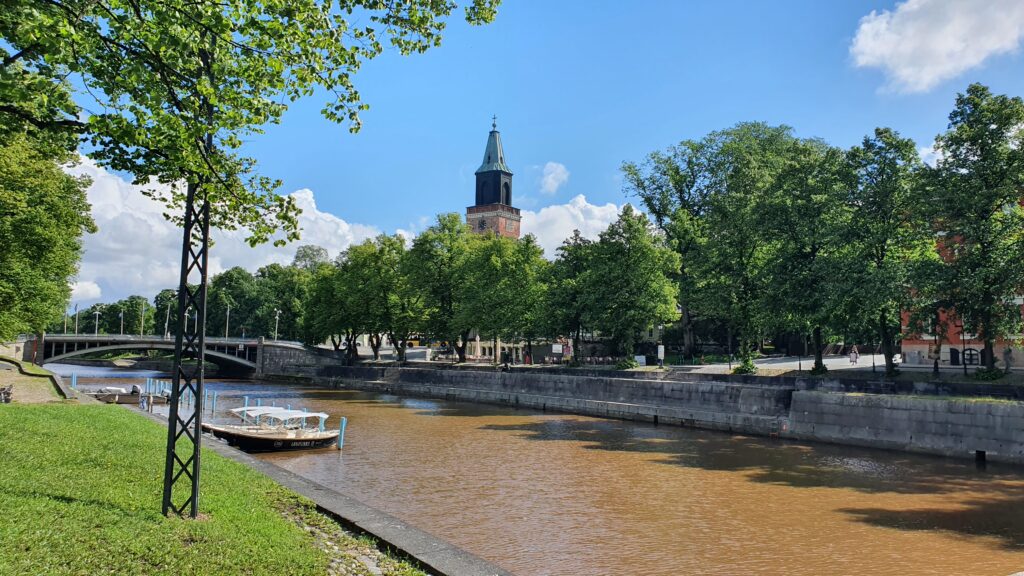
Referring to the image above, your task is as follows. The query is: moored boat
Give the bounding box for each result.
[86,385,169,405]
[202,406,339,452]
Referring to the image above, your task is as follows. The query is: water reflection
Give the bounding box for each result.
[93,376,1024,574]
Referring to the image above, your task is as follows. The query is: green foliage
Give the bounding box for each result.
[405,214,476,361]
[583,205,680,355]
[460,233,548,344]
[732,357,757,375]
[922,84,1024,370]
[0,135,95,340]
[973,367,1007,381]
[615,357,640,370]
[2,0,500,244]
[842,128,932,369]
[542,230,594,357]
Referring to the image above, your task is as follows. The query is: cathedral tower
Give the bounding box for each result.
[466,117,521,239]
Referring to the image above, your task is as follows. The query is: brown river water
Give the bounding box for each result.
[74,374,1024,575]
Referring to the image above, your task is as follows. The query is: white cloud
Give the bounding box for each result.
[521,194,621,258]
[850,0,1024,93]
[66,158,380,306]
[70,281,102,301]
[539,161,570,195]
[918,143,942,167]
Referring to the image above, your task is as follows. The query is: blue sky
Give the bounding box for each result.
[70,0,1024,304]
[242,0,1024,228]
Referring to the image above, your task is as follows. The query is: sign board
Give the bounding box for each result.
[634,355,646,366]
[657,345,665,360]
[551,343,563,354]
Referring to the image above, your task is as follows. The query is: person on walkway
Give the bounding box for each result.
[850,345,860,365]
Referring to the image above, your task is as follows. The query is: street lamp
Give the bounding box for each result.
[74,304,79,335]
[140,299,146,336]
[273,308,281,341]
[94,308,101,336]
[225,304,231,339]
[119,310,124,335]
[164,301,172,338]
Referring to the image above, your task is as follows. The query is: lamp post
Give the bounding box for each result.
[74,304,79,335]
[140,300,146,336]
[94,309,101,336]
[225,304,231,339]
[273,308,281,341]
[63,309,68,334]
[164,301,172,338]
[119,310,124,335]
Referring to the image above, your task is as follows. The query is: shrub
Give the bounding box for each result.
[974,367,1006,381]
[615,358,640,370]
[732,358,757,375]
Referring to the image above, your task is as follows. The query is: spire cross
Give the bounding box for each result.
[492,114,497,130]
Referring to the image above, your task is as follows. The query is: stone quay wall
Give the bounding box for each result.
[262,363,1024,464]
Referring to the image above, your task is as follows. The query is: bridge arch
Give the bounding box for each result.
[43,343,257,375]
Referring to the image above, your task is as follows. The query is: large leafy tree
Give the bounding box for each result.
[622,141,709,358]
[2,0,500,243]
[690,123,796,372]
[406,213,476,362]
[206,267,260,338]
[761,138,850,372]
[923,84,1024,371]
[0,135,95,340]
[542,230,594,362]
[101,295,157,335]
[583,205,680,356]
[460,234,548,360]
[841,128,933,375]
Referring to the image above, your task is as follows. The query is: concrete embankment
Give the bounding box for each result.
[268,364,1024,464]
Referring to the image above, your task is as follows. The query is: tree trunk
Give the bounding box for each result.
[455,330,469,363]
[879,310,896,375]
[680,304,696,358]
[984,338,996,371]
[812,325,824,372]
[369,333,381,360]
[330,335,341,351]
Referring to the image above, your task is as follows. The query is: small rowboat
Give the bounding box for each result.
[202,406,339,452]
[86,385,168,405]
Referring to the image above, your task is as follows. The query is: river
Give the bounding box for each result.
[62,368,1024,575]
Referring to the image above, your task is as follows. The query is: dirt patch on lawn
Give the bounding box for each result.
[0,361,61,403]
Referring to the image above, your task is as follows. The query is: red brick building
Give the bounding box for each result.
[466,118,521,239]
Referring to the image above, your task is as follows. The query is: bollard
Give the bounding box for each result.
[212,391,218,415]
[337,417,347,451]
[287,404,291,411]
[256,398,262,424]
[244,395,249,408]
[204,390,209,411]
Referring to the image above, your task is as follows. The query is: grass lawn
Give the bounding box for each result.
[0,403,425,576]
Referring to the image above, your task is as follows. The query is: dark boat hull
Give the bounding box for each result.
[202,424,338,452]
[89,393,168,405]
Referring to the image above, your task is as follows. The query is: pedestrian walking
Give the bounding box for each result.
[850,345,860,365]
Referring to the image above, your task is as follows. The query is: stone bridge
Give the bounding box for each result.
[23,334,346,378]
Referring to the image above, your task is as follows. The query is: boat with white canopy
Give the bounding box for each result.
[201,406,340,451]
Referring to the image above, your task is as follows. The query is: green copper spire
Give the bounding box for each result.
[475,116,512,175]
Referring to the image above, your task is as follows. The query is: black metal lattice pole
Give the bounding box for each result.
[161,181,211,518]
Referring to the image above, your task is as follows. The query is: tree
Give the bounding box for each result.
[762,138,850,373]
[336,235,414,360]
[542,230,594,362]
[689,123,797,372]
[622,140,709,359]
[582,205,680,356]
[461,234,548,361]
[251,264,310,341]
[207,267,259,338]
[153,289,180,337]
[406,213,476,362]
[0,135,95,340]
[923,84,1024,372]
[841,128,933,375]
[2,0,501,244]
[293,245,329,272]
[102,295,157,335]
